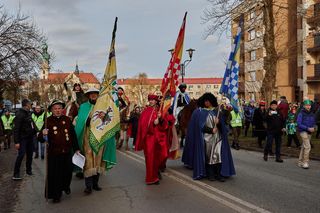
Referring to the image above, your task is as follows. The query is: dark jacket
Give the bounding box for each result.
[38,115,79,156]
[244,105,255,122]
[266,109,285,134]
[297,108,316,133]
[252,108,267,130]
[13,108,35,143]
[278,101,289,121]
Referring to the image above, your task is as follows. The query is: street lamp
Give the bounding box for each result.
[168,48,195,83]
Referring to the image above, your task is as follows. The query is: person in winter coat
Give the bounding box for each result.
[252,101,267,148]
[296,99,316,169]
[286,105,300,148]
[263,100,285,163]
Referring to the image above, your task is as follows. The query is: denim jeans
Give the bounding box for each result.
[13,137,34,175]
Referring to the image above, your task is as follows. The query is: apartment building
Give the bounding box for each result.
[232,0,299,102]
[300,0,320,100]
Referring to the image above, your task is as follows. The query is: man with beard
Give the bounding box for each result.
[75,88,113,194]
[39,100,80,203]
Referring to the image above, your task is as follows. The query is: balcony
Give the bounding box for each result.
[307,3,320,25]
[307,35,320,53]
[307,64,320,82]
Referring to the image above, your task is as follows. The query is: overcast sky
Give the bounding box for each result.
[3,0,230,79]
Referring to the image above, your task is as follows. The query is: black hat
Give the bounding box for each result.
[178,83,187,89]
[48,99,65,111]
[270,100,278,105]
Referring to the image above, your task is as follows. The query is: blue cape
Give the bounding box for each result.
[182,108,235,179]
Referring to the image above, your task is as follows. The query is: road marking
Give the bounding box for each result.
[119,150,271,213]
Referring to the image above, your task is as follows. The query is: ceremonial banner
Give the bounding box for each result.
[220,18,243,111]
[160,12,187,116]
[89,17,120,154]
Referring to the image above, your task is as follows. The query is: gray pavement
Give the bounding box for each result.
[12,147,320,213]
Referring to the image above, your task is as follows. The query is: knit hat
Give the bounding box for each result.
[303,99,312,105]
[259,100,266,106]
[270,100,278,105]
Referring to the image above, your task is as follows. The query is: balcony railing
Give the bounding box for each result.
[307,3,320,25]
[307,35,320,53]
[307,64,320,82]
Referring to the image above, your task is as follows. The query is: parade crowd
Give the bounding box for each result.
[0,83,318,203]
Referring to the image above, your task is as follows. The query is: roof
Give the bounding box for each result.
[47,72,99,84]
[118,77,223,85]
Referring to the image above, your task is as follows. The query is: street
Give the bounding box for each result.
[8,146,320,213]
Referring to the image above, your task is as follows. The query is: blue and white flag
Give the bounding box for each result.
[220,19,243,111]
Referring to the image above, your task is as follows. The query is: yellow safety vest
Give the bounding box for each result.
[32,113,45,131]
[231,111,242,127]
[1,115,15,130]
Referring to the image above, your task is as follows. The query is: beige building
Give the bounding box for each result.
[301,0,320,100]
[232,0,300,102]
[118,78,223,106]
[40,64,100,101]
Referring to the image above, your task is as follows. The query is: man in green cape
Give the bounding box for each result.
[75,88,116,194]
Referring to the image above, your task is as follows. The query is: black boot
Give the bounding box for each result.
[92,174,102,191]
[214,164,225,182]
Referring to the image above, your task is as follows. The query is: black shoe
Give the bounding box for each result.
[263,155,268,161]
[208,176,215,181]
[75,172,84,179]
[215,176,225,182]
[41,156,44,160]
[53,198,61,203]
[92,186,102,191]
[275,159,284,163]
[84,187,92,194]
[26,171,33,176]
[34,154,39,159]
[64,188,71,195]
[12,175,22,181]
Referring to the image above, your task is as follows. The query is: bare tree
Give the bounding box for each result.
[202,0,295,103]
[0,5,46,101]
[126,73,157,106]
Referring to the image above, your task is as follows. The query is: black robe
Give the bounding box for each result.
[39,115,79,199]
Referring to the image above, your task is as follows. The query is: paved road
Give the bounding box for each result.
[12,147,320,213]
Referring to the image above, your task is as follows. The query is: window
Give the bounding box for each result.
[206,85,211,89]
[197,85,201,89]
[249,10,255,20]
[249,71,256,82]
[188,85,193,89]
[196,92,201,96]
[248,29,255,41]
[189,92,193,96]
[249,50,256,61]
[213,85,219,89]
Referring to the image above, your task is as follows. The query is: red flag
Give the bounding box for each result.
[160,12,187,116]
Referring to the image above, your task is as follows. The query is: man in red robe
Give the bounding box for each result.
[135,94,172,185]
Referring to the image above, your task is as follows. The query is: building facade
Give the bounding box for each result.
[232,0,300,102]
[40,64,100,101]
[301,0,320,100]
[118,78,223,106]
